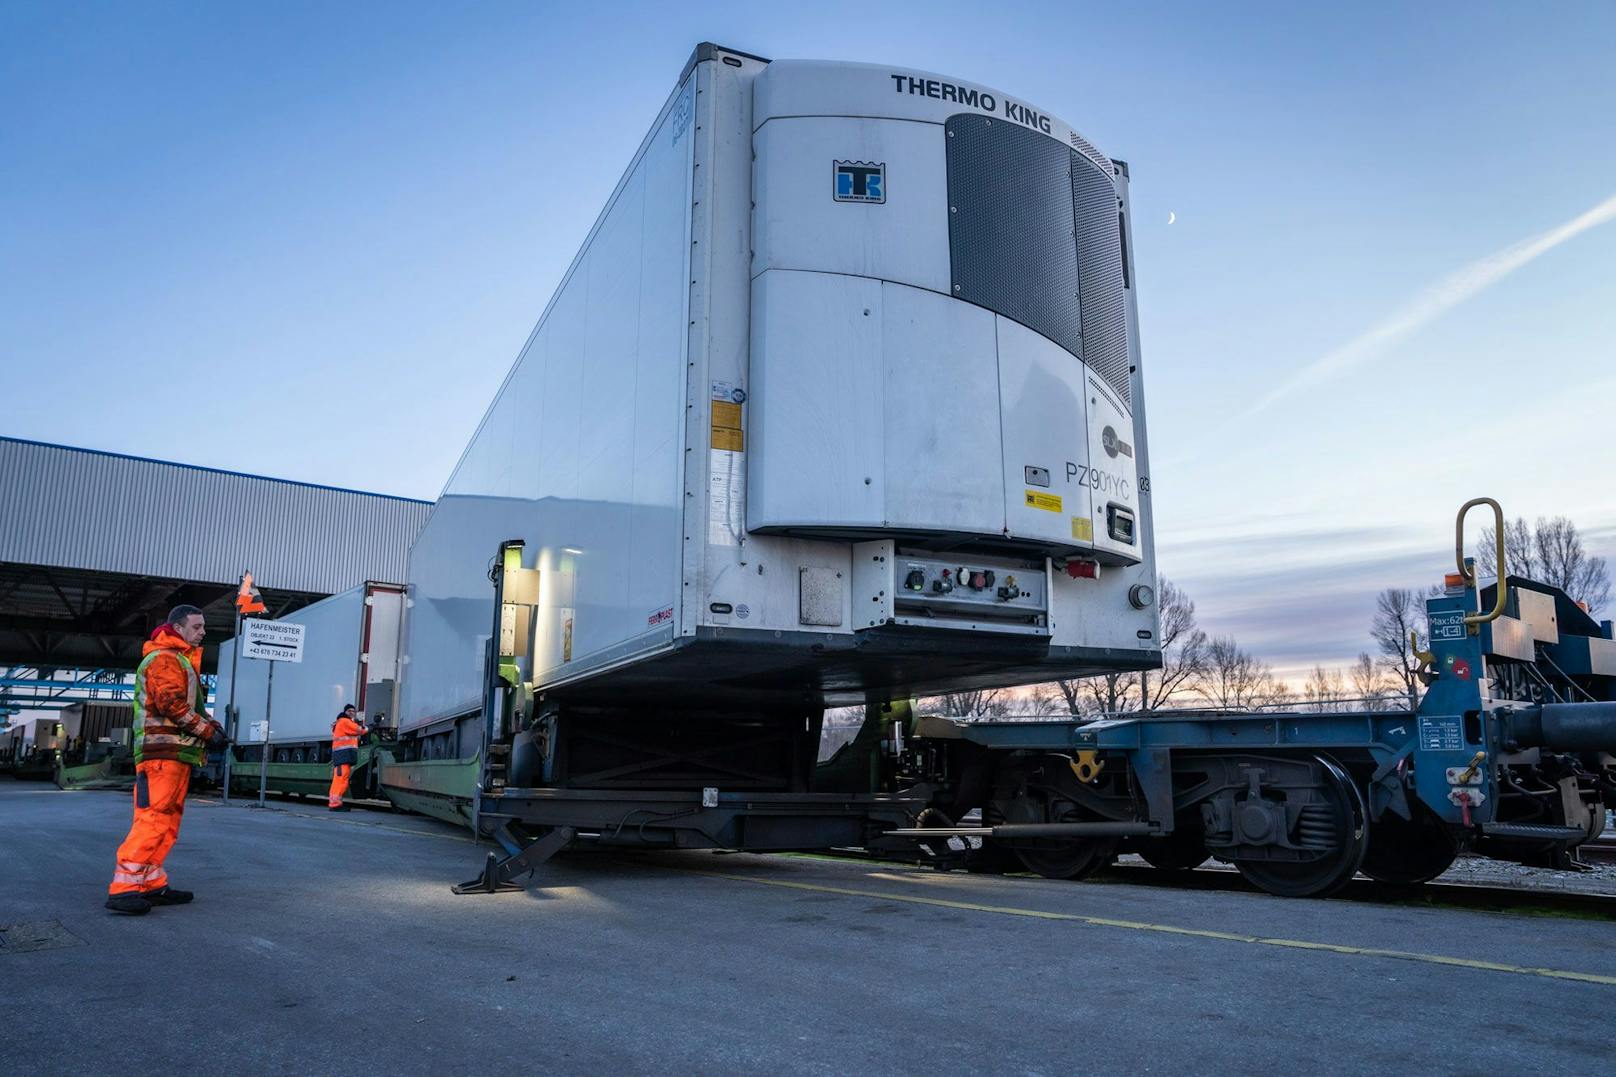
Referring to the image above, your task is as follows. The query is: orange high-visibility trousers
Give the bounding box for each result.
[328,763,352,808]
[109,759,191,895]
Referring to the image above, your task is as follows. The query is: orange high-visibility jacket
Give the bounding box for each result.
[134,627,221,765]
[331,716,366,751]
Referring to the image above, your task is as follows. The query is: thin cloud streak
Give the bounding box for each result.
[1237,190,1616,423]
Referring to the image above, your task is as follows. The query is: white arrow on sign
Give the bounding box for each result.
[242,619,306,663]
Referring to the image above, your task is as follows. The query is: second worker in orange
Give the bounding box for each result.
[328,704,367,811]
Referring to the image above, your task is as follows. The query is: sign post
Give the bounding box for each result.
[222,572,267,804]
[223,606,240,803]
[242,617,305,808]
[257,662,275,807]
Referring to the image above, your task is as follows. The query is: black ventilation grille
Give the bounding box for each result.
[945,114,1082,363]
[1072,156,1131,404]
[945,113,1131,405]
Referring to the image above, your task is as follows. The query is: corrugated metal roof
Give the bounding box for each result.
[0,437,433,595]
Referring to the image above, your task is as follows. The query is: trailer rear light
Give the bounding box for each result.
[1066,560,1100,580]
[1444,572,1467,591]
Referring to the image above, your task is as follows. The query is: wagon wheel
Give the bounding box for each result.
[1360,804,1459,886]
[1013,836,1120,880]
[1233,755,1368,898]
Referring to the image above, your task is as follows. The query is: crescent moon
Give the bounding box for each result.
[1167,211,1176,224]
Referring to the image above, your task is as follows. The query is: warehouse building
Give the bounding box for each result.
[0,436,432,711]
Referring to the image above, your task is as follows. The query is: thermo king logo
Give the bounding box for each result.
[833,161,885,203]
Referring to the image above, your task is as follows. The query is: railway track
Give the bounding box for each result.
[809,847,1616,919]
[1581,834,1616,866]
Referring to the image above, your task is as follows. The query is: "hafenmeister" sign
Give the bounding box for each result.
[241,619,305,663]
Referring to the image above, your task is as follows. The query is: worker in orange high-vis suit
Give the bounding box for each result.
[106,604,227,916]
[328,704,367,811]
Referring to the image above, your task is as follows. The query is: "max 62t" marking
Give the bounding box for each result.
[1067,462,1132,500]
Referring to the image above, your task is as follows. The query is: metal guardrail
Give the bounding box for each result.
[0,670,216,708]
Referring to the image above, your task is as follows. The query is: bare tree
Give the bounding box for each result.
[1007,683,1065,716]
[1041,576,1208,715]
[1045,678,1093,715]
[822,705,866,727]
[1060,672,1137,711]
[1371,587,1424,701]
[1139,578,1208,711]
[1474,515,1612,615]
[1194,635,1285,710]
[1301,665,1347,713]
[918,687,1008,718]
[1348,651,1394,711]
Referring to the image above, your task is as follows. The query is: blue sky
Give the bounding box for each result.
[4,1,1613,682]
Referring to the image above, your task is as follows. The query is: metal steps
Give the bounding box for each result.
[1479,822,1588,841]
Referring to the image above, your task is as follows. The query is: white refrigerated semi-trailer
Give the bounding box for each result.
[217,581,404,755]
[399,45,1159,749]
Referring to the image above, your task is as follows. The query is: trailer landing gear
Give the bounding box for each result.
[452,824,577,895]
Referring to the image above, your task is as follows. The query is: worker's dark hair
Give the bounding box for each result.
[167,604,205,626]
[342,704,356,713]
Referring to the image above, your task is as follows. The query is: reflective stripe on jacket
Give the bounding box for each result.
[331,715,365,751]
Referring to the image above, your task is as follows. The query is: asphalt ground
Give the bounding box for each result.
[2,782,1614,1075]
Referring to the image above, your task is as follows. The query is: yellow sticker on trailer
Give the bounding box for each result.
[1072,516,1094,541]
[1024,490,1062,512]
[711,400,744,451]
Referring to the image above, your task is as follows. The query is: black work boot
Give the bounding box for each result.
[106,893,152,916]
[143,886,194,906]
[329,804,351,812]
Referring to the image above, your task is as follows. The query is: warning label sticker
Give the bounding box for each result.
[1024,490,1062,513]
[710,380,745,404]
[708,449,745,546]
[1071,516,1093,541]
[711,399,744,451]
[1418,714,1463,752]
[1429,609,1467,643]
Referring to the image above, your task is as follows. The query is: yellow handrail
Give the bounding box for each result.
[1455,497,1508,627]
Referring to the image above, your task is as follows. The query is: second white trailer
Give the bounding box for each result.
[218,581,404,761]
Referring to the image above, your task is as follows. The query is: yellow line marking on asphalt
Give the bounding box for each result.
[691,871,1616,987]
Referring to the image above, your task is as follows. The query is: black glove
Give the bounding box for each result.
[207,727,230,750]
